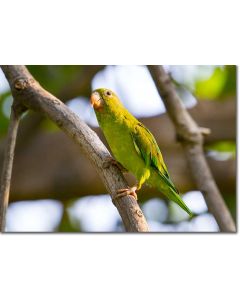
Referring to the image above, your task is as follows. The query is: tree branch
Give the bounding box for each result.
[0,101,24,231]
[2,131,235,202]
[13,65,105,148]
[0,98,236,202]
[1,65,149,232]
[148,65,236,232]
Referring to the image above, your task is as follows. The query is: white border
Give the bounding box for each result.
[1,0,239,299]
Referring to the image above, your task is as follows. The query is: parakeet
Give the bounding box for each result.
[90,88,192,216]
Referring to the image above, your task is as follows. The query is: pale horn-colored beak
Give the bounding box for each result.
[90,92,103,110]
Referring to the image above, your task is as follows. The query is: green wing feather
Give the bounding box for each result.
[131,122,179,194]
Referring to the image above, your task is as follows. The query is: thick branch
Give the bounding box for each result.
[148,65,236,232]
[14,65,105,148]
[1,65,149,232]
[0,102,24,231]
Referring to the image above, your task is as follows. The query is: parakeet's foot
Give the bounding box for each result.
[116,186,138,200]
[103,157,128,173]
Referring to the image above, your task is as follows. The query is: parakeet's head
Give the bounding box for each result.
[90,88,122,113]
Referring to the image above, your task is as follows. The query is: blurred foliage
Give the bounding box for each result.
[57,208,81,232]
[205,141,236,157]
[224,194,237,223]
[0,91,12,137]
[1,65,102,137]
[28,65,83,96]
[40,118,60,133]
[56,200,82,232]
[27,65,104,101]
[195,65,236,100]
[0,108,9,136]
[221,65,237,96]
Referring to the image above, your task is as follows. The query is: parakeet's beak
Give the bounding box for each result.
[90,92,104,111]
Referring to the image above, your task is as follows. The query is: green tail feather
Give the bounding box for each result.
[166,188,193,217]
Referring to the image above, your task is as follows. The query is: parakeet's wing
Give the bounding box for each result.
[131,122,179,193]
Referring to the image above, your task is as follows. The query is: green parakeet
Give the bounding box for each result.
[90,88,192,216]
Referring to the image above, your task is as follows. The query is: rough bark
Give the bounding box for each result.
[148,65,236,232]
[12,65,104,149]
[1,65,149,232]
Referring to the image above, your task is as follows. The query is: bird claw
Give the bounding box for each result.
[115,186,138,200]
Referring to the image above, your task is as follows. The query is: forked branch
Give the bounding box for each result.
[1,65,149,232]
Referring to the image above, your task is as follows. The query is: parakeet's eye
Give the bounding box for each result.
[105,90,112,97]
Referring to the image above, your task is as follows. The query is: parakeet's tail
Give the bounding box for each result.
[165,187,193,217]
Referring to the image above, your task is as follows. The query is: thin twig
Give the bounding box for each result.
[1,65,149,232]
[148,65,236,232]
[0,102,24,231]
